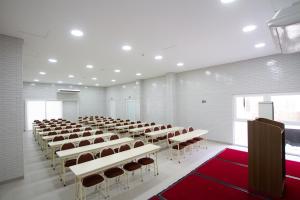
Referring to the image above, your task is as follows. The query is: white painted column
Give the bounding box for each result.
[165,73,176,124]
[0,34,24,183]
[136,80,143,121]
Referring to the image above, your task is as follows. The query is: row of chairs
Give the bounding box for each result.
[64,140,154,199]
[39,123,79,129]
[43,125,86,133]
[46,127,93,136]
[116,122,157,135]
[51,130,109,143]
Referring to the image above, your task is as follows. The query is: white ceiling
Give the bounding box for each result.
[0,0,296,86]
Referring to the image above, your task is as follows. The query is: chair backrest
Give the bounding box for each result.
[78,140,90,147]
[53,136,64,142]
[182,129,187,134]
[129,126,134,129]
[85,127,92,131]
[48,131,57,136]
[73,128,80,132]
[116,123,121,126]
[61,142,75,151]
[154,127,160,131]
[119,144,131,152]
[94,137,104,144]
[71,123,76,125]
[50,124,56,127]
[69,134,78,139]
[150,122,155,125]
[137,124,143,128]
[130,122,135,124]
[100,148,114,157]
[66,126,72,129]
[144,123,149,127]
[95,130,103,135]
[77,153,94,164]
[55,127,62,130]
[145,128,151,133]
[43,128,50,131]
[110,135,119,140]
[76,125,82,128]
[167,124,172,128]
[83,131,91,137]
[161,125,166,130]
[137,121,141,123]
[124,123,128,125]
[188,127,194,132]
[126,119,130,122]
[134,140,144,148]
[61,130,69,134]
[175,131,180,136]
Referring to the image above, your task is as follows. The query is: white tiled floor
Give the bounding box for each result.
[1,132,299,200]
[0,132,229,200]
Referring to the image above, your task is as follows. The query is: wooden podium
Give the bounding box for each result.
[248,118,285,198]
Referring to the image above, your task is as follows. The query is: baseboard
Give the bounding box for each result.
[0,175,24,185]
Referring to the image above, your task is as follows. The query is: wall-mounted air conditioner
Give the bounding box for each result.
[57,89,80,93]
[268,1,300,53]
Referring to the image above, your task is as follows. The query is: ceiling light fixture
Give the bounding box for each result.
[33,79,39,82]
[177,62,184,67]
[136,73,142,76]
[95,83,100,86]
[154,55,163,60]
[86,65,93,69]
[57,81,63,84]
[255,42,266,48]
[114,69,121,73]
[243,25,257,33]
[111,79,116,82]
[48,58,57,63]
[122,45,132,51]
[39,71,46,75]
[68,74,75,78]
[221,0,236,4]
[92,77,97,80]
[78,82,82,85]
[70,29,84,37]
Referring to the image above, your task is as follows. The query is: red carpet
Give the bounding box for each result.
[217,148,300,179]
[150,148,300,200]
[196,158,249,189]
[159,175,259,200]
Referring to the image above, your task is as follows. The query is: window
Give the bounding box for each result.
[25,100,62,130]
[271,95,300,123]
[233,95,264,146]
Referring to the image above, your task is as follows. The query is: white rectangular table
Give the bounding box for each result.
[145,127,184,142]
[129,124,162,133]
[70,144,160,199]
[169,129,208,143]
[56,137,134,185]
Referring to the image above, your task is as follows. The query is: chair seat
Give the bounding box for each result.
[193,137,202,141]
[138,157,154,165]
[187,139,197,144]
[123,162,142,171]
[148,138,158,143]
[172,144,185,150]
[65,159,77,167]
[179,142,189,146]
[82,174,104,187]
[114,148,119,153]
[104,167,124,178]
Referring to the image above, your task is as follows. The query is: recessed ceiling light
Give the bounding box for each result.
[154,55,163,60]
[243,25,257,33]
[122,45,132,51]
[136,73,142,76]
[205,70,212,76]
[70,29,84,37]
[122,85,126,89]
[114,69,121,73]
[68,74,75,78]
[39,71,46,75]
[57,81,63,84]
[267,60,277,66]
[221,0,236,4]
[95,83,100,86]
[111,79,116,82]
[254,42,266,48]
[48,58,57,63]
[177,62,184,67]
[92,77,97,80]
[78,82,82,85]
[86,65,93,69]
[31,83,36,86]
[33,79,39,82]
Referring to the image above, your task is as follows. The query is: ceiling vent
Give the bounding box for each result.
[57,89,80,93]
[268,1,300,53]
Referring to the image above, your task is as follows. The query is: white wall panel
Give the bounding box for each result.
[23,83,106,118]
[0,35,24,183]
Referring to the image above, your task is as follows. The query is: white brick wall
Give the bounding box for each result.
[0,34,24,183]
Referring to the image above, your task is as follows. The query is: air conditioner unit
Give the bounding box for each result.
[268,1,300,53]
[57,89,80,93]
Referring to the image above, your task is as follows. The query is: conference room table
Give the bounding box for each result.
[114,123,146,131]
[69,144,161,200]
[145,127,184,143]
[56,137,134,185]
[48,132,115,169]
[128,124,162,134]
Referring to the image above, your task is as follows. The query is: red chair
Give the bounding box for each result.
[61,130,69,134]
[95,130,103,135]
[48,131,57,136]
[153,127,160,131]
[150,122,155,125]
[78,140,90,147]
[72,128,80,132]
[83,131,91,137]
[146,129,158,143]
[134,141,156,175]
[85,127,92,131]
[53,136,64,142]
[167,124,172,128]
[68,134,78,139]
[94,137,104,144]
[60,143,77,185]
